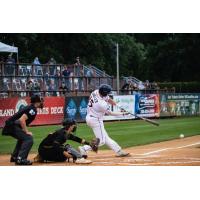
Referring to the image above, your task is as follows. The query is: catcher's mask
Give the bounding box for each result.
[99,84,112,97]
[30,95,44,109]
[62,118,77,132]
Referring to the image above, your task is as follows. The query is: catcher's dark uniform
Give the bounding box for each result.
[2,104,37,160]
[38,128,85,162]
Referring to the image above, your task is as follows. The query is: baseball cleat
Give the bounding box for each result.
[10,156,17,162]
[75,158,92,164]
[116,150,130,157]
[82,155,88,159]
[15,157,33,165]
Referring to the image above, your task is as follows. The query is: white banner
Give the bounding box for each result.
[103,95,135,121]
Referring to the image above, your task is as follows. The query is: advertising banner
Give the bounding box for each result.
[32,97,65,125]
[0,97,20,127]
[135,94,160,117]
[160,93,200,116]
[64,96,89,122]
[0,97,65,127]
[103,95,135,121]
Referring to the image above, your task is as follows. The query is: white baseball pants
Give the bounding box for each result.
[83,115,121,153]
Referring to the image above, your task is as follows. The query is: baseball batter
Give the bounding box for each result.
[79,84,130,157]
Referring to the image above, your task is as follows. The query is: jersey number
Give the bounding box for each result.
[88,98,94,107]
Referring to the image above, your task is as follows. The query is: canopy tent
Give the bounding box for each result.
[0,42,18,53]
[0,42,18,61]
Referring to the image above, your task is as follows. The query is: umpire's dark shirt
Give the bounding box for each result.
[6,104,37,126]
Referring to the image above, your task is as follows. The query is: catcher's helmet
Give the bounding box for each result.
[99,84,112,96]
[30,95,43,104]
[62,118,77,132]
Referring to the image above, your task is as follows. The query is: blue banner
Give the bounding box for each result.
[64,96,89,122]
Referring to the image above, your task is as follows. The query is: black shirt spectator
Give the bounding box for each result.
[59,82,69,95]
[26,78,35,96]
[62,65,71,90]
[48,57,57,76]
[62,65,71,77]
[5,54,15,75]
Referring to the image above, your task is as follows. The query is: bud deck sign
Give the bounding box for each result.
[0,97,65,127]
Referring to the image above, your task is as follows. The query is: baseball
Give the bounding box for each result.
[179,134,184,139]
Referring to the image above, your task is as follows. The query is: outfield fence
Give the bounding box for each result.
[0,93,199,127]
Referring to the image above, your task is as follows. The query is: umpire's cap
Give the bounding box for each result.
[30,94,43,104]
[99,84,112,96]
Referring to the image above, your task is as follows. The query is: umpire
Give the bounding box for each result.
[2,95,44,165]
[35,118,98,164]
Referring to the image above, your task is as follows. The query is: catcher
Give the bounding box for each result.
[34,118,99,164]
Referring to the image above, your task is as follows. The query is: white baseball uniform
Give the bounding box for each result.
[82,89,122,153]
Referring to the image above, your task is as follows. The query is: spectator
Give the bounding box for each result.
[152,81,160,90]
[74,57,83,91]
[33,57,42,76]
[34,82,41,92]
[121,81,130,91]
[86,64,94,85]
[129,82,138,91]
[69,71,74,91]
[62,65,71,90]
[0,56,4,75]
[138,81,145,90]
[26,77,34,96]
[121,77,131,92]
[59,81,69,96]
[5,54,15,75]
[48,57,57,76]
[33,57,41,65]
[44,68,49,80]
[171,86,176,93]
[54,69,61,89]
[48,79,57,96]
[145,80,150,89]
[0,56,4,61]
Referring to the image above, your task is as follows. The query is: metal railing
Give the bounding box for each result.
[0,62,115,97]
[0,62,176,98]
[0,75,115,98]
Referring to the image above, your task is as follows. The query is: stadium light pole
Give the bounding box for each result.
[116,43,120,94]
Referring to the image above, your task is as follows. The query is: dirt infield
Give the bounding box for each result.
[0,135,200,166]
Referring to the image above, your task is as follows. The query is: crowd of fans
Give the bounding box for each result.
[0,55,110,98]
[0,55,173,98]
[120,77,175,94]
[121,77,159,91]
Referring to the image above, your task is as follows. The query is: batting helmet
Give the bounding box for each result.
[62,118,77,132]
[99,84,112,96]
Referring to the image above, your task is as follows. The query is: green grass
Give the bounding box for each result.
[0,117,200,154]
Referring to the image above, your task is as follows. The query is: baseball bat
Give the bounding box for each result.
[117,106,160,126]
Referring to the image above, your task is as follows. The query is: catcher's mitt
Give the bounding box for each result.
[90,138,100,153]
